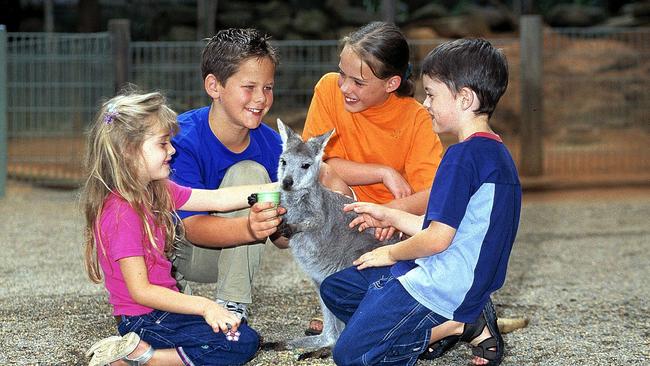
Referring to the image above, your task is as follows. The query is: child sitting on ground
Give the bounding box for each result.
[81,90,283,365]
[320,38,520,366]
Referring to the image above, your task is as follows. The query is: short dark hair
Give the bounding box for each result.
[342,22,414,97]
[201,28,279,83]
[421,39,508,118]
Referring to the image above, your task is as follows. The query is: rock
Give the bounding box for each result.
[621,1,650,17]
[546,4,607,27]
[403,26,439,61]
[408,3,448,22]
[217,10,254,28]
[431,15,491,38]
[293,9,329,36]
[167,26,196,41]
[328,5,378,26]
[465,4,516,32]
[258,1,293,39]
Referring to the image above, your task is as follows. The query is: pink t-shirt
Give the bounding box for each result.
[95,180,192,316]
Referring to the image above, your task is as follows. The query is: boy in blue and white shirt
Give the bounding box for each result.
[321,38,520,366]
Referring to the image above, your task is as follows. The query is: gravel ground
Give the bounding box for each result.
[0,181,648,365]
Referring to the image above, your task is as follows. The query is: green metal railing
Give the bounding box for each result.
[1,26,648,193]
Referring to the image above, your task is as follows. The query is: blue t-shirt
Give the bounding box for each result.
[170,106,282,220]
[396,133,521,323]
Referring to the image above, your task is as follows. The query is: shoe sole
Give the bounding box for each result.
[87,332,140,366]
[85,335,121,358]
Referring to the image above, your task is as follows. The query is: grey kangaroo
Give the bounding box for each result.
[266,120,399,359]
[266,120,528,359]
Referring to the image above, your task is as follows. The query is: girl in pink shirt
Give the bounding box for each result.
[81,90,283,366]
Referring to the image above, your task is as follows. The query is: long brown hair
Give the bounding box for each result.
[80,90,179,283]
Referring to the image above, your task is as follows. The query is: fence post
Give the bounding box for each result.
[197,0,217,40]
[108,19,130,93]
[519,15,543,176]
[381,0,396,23]
[0,25,7,198]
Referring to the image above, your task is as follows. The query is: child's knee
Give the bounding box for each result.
[332,332,362,365]
[233,325,261,363]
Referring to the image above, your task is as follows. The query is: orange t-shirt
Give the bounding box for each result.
[302,73,443,204]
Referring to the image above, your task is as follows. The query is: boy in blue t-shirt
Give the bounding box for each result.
[320,38,520,366]
[170,28,287,321]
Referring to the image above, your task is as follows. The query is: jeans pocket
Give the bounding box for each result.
[382,339,426,363]
[370,275,393,290]
[118,315,143,335]
[139,329,175,349]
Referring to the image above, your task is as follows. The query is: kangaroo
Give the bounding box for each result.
[265,119,528,359]
[264,119,399,359]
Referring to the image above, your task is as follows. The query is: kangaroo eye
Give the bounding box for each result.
[301,163,311,169]
[280,159,286,166]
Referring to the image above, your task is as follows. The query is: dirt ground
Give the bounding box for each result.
[0,182,648,365]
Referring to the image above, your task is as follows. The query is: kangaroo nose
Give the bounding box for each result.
[282,176,293,190]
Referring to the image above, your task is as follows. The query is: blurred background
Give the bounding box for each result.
[0,0,648,193]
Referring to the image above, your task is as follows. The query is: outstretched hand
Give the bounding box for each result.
[344,202,390,229]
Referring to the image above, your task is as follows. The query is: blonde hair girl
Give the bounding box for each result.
[81,90,281,366]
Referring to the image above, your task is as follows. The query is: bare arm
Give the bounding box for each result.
[182,203,283,247]
[119,256,240,333]
[383,189,430,216]
[319,162,353,197]
[180,182,278,212]
[353,221,456,270]
[344,201,423,237]
[326,158,413,199]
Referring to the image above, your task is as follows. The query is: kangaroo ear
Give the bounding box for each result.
[308,129,335,158]
[277,118,289,145]
[277,118,301,146]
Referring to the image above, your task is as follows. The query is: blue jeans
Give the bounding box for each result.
[117,310,259,366]
[320,266,447,366]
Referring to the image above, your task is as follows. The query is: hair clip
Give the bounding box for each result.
[403,63,413,80]
[104,104,119,125]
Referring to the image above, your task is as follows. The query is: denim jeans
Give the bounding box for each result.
[117,310,259,366]
[320,266,447,366]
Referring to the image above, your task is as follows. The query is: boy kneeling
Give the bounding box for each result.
[321,39,519,366]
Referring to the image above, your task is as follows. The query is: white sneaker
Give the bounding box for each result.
[216,299,249,321]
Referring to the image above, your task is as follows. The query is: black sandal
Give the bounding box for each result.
[465,299,504,365]
[418,333,461,360]
[419,313,485,360]
[419,298,499,361]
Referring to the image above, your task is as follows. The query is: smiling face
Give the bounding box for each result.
[212,56,275,130]
[422,75,461,136]
[140,122,175,183]
[337,45,393,113]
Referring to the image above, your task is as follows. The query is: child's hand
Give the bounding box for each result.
[344,202,392,231]
[374,226,398,242]
[202,301,241,333]
[353,245,396,270]
[248,203,286,240]
[380,167,413,199]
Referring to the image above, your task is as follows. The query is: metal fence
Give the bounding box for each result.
[1,25,649,191]
[4,31,112,185]
[129,39,341,113]
[540,27,650,181]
